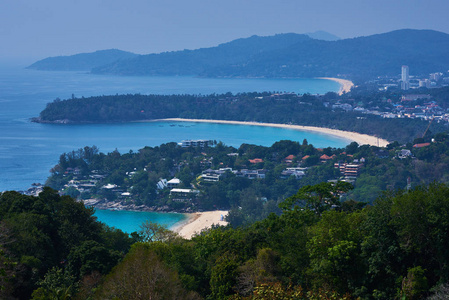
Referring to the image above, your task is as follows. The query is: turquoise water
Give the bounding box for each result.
[0,62,344,232]
[0,63,344,192]
[94,209,187,233]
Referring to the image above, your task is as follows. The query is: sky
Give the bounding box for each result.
[1,0,449,62]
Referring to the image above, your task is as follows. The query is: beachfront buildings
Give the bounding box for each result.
[169,188,200,202]
[180,139,214,148]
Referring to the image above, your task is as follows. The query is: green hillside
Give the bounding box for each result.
[27,49,137,71]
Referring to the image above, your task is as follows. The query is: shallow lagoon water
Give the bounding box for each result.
[94,209,187,233]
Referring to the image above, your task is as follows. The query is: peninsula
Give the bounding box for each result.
[34,91,443,143]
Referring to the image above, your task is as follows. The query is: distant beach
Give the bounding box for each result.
[152,118,390,147]
[173,210,228,239]
[318,77,354,95]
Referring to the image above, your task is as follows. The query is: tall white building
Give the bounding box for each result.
[401,65,410,90]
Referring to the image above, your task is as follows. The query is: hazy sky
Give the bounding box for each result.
[2,0,449,62]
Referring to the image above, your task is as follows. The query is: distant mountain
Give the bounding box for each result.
[92,33,312,76]
[29,30,449,79]
[27,49,137,71]
[91,29,449,79]
[305,31,340,41]
[201,29,449,80]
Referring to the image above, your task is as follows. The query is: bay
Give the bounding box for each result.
[1,62,345,233]
[93,209,187,233]
[0,63,344,192]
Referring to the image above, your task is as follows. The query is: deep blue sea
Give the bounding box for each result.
[0,61,347,232]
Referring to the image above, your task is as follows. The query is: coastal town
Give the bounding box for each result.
[345,66,449,122]
[37,121,446,212]
[21,66,449,202]
[19,67,449,249]
[4,3,449,296]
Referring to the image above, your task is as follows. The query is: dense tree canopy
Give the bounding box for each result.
[0,188,133,299]
[3,182,449,298]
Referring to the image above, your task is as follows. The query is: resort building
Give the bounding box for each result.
[167,178,181,188]
[180,139,214,148]
[234,169,266,179]
[334,162,363,180]
[200,169,229,182]
[169,188,200,202]
[280,168,305,179]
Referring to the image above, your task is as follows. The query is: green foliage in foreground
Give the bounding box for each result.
[0,188,134,299]
[151,184,449,299]
[3,183,449,299]
[97,183,449,299]
[95,244,201,299]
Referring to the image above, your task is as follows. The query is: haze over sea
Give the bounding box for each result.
[1,62,347,232]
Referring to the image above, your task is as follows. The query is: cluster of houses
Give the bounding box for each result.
[23,183,44,196]
[377,71,449,91]
[200,168,268,181]
[150,154,311,202]
[328,95,449,123]
[395,142,432,159]
[64,174,106,192]
[56,146,406,204]
[386,96,449,122]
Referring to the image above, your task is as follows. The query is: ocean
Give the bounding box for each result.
[93,209,187,234]
[0,62,346,232]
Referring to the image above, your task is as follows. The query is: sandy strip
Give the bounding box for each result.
[173,210,228,239]
[151,118,389,147]
[318,77,355,95]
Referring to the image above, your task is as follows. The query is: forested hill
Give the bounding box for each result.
[92,33,313,76]
[304,30,340,41]
[27,49,137,71]
[34,92,446,143]
[27,30,449,79]
[92,29,449,79]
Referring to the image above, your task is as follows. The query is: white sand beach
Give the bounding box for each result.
[173,210,228,239]
[153,118,390,147]
[318,77,355,95]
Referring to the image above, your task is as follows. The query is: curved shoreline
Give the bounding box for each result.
[150,118,389,147]
[318,77,354,95]
[172,210,228,239]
